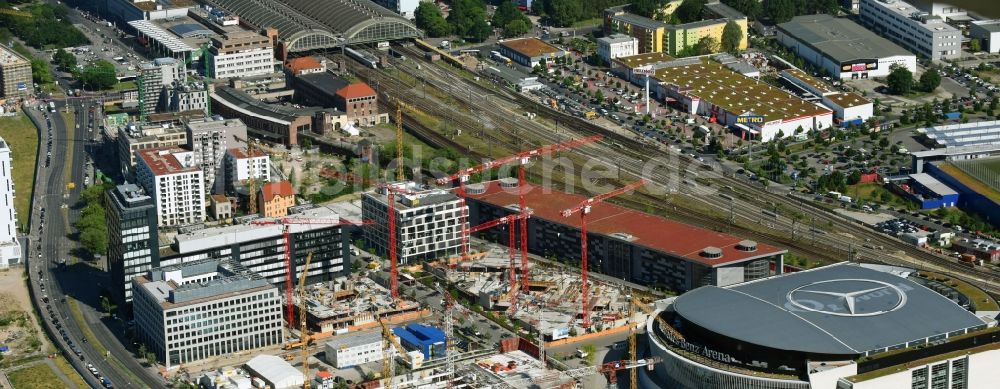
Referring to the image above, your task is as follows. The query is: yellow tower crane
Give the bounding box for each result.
[374,304,409,389]
[297,252,314,389]
[233,135,261,215]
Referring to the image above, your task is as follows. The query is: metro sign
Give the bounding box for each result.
[633,68,654,76]
[736,115,765,125]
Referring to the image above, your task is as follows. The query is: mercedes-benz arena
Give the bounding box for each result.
[643,263,1000,389]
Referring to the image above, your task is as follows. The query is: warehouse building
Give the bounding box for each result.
[0,45,31,99]
[464,179,787,292]
[132,260,284,368]
[653,58,833,142]
[361,182,466,265]
[324,330,390,368]
[779,69,873,126]
[244,354,305,389]
[498,38,567,68]
[859,0,962,61]
[776,14,916,80]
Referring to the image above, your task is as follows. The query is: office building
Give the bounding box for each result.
[185,117,248,194]
[859,0,962,60]
[132,260,283,368]
[597,34,639,64]
[116,122,189,177]
[106,183,160,306]
[642,263,1000,389]
[0,45,31,98]
[259,180,295,218]
[970,21,1000,54]
[136,147,207,227]
[166,82,209,114]
[324,330,390,368]
[223,147,270,193]
[777,14,916,80]
[0,138,19,267]
[499,38,568,68]
[362,182,465,265]
[158,205,351,286]
[392,324,446,361]
[208,30,275,80]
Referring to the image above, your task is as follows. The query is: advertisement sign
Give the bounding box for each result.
[842,59,878,72]
[16,82,26,91]
[633,68,654,76]
[736,115,765,125]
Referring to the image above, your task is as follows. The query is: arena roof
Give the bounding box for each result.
[464,181,785,267]
[673,263,987,355]
[199,0,420,51]
[777,14,912,64]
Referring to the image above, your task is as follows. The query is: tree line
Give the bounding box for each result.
[0,2,88,50]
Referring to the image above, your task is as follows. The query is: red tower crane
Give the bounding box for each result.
[468,211,534,311]
[377,183,420,301]
[435,135,603,291]
[250,217,374,329]
[560,180,648,329]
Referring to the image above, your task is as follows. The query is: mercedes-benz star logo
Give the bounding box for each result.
[786,279,907,317]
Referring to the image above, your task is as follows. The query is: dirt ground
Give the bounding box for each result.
[0,269,51,355]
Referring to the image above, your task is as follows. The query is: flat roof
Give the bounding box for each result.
[137,147,200,176]
[597,33,636,44]
[0,45,29,66]
[916,120,1000,148]
[464,181,785,267]
[614,52,674,69]
[910,173,958,196]
[212,86,324,124]
[128,20,196,54]
[778,15,912,63]
[864,0,958,32]
[673,263,986,355]
[704,1,746,20]
[654,59,830,122]
[326,330,382,349]
[911,143,1000,158]
[972,20,1000,33]
[296,72,350,96]
[781,68,835,95]
[611,13,667,30]
[499,38,563,58]
[825,92,872,108]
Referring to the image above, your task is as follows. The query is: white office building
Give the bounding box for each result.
[0,138,19,267]
[136,147,207,227]
[361,182,466,264]
[970,21,1000,54]
[223,147,270,193]
[132,260,283,368]
[859,0,962,61]
[186,117,248,194]
[325,330,394,368]
[208,30,275,80]
[597,34,639,64]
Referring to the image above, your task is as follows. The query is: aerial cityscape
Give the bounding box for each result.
[0,0,1000,388]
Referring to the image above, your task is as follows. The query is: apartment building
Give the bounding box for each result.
[0,45,31,98]
[361,182,466,265]
[0,139,19,267]
[139,58,184,115]
[597,34,639,64]
[185,117,248,194]
[116,122,188,177]
[258,180,295,218]
[132,260,283,368]
[166,82,209,114]
[223,147,270,193]
[603,1,748,56]
[106,183,160,307]
[136,147,206,227]
[208,30,275,80]
[157,205,351,286]
[859,0,962,60]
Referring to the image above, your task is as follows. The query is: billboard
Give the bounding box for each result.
[736,115,765,125]
[16,82,26,91]
[842,59,878,72]
[633,67,654,76]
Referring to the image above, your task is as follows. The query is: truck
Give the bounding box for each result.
[839,195,853,203]
[584,111,598,120]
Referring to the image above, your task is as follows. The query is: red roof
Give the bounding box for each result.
[464,181,785,267]
[260,180,294,201]
[227,147,266,159]
[286,56,323,74]
[335,83,376,99]
[137,147,200,176]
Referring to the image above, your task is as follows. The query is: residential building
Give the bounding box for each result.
[498,38,568,68]
[604,7,667,54]
[392,324,446,361]
[0,45,31,98]
[157,205,351,286]
[259,180,295,218]
[777,14,916,80]
[859,0,962,60]
[138,58,184,115]
[209,194,233,221]
[597,34,639,64]
[208,30,275,79]
[106,183,160,306]
[135,147,207,227]
[334,83,385,127]
[132,260,283,368]
[0,138,19,267]
[166,82,209,114]
[970,20,1000,54]
[186,117,248,194]
[324,330,392,368]
[285,56,326,76]
[604,1,748,56]
[116,122,188,177]
[223,147,270,193]
[361,182,466,265]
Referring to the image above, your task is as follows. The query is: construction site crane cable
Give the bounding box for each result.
[561,180,648,329]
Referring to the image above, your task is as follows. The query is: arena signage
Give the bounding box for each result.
[661,328,735,364]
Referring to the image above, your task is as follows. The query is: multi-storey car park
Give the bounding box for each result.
[641,262,1000,389]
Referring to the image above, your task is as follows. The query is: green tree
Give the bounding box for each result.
[629,0,667,18]
[970,38,982,53]
[447,0,488,39]
[30,59,52,85]
[886,64,913,95]
[674,0,707,23]
[492,0,522,27]
[695,36,719,55]
[52,48,77,72]
[721,0,762,19]
[919,68,941,92]
[415,2,451,37]
[721,20,743,54]
[79,60,117,90]
[764,0,795,23]
[545,0,583,27]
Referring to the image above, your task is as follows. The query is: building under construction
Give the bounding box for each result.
[296,276,424,335]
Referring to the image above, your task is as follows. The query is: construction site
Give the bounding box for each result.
[297,276,427,336]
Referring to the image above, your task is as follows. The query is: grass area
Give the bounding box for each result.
[953,157,1000,192]
[60,112,75,187]
[52,355,88,388]
[113,80,136,91]
[7,362,66,389]
[938,163,1000,204]
[845,182,909,207]
[917,271,1000,312]
[0,113,40,230]
[571,18,602,28]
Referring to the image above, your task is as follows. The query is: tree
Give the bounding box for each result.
[100,296,112,315]
[629,0,667,18]
[721,0,762,19]
[52,48,76,72]
[30,59,52,85]
[674,0,707,23]
[763,0,795,23]
[415,2,450,37]
[79,60,117,90]
[138,343,148,364]
[504,18,531,37]
[492,0,522,28]
[695,36,719,55]
[545,0,583,27]
[721,20,743,54]
[447,0,488,39]
[970,38,982,53]
[886,64,914,95]
[919,69,941,92]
